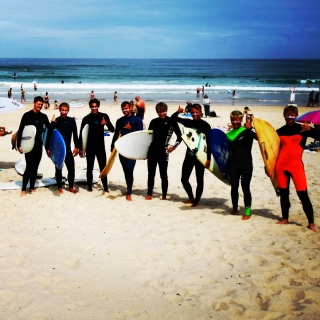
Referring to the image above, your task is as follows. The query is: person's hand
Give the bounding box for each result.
[123,122,131,130]
[101,117,107,125]
[46,150,50,157]
[18,147,23,154]
[244,121,252,129]
[204,160,210,169]
[300,121,310,132]
[73,148,79,157]
[167,146,174,153]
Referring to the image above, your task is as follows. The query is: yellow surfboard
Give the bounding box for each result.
[99,134,121,179]
[253,118,280,192]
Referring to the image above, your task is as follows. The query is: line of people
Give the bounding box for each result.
[16,97,320,232]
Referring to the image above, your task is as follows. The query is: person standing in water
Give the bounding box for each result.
[275,105,320,232]
[47,103,79,194]
[111,101,143,201]
[79,98,115,192]
[17,96,50,196]
[44,92,50,109]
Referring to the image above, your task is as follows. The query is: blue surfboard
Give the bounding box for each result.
[208,128,231,184]
[42,127,48,146]
[49,129,66,171]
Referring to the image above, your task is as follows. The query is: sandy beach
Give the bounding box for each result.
[0,102,319,320]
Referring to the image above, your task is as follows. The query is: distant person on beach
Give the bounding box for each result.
[145,102,181,200]
[314,92,319,107]
[226,110,256,220]
[196,86,201,95]
[44,92,50,109]
[47,102,79,194]
[172,104,211,207]
[54,100,59,109]
[307,90,314,107]
[111,101,143,201]
[8,88,12,99]
[203,94,211,117]
[185,101,192,113]
[130,100,136,115]
[90,90,95,100]
[232,90,236,97]
[275,105,320,232]
[0,126,12,136]
[79,98,115,192]
[114,91,118,105]
[202,86,205,94]
[17,96,50,197]
[135,96,146,120]
[20,84,23,90]
[21,88,26,103]
[34,83,37,91]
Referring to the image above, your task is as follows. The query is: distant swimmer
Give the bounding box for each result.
[8,88,12,99]
[61,80,64,84]
[12,73,17,78]
[34,83,37,91]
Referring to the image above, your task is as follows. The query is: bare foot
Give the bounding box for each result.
[277,219,288,225]
[145,195,152,200]
[126,195,132,201]
[20,191,26,197]
[161,197,167,200]
[58,188,63,194]
[69,188,77,194]
[231,210,239,215]
[308,223,318,233]
[242,215,251,220]
[183,198,194,204]
[30,189,36,193]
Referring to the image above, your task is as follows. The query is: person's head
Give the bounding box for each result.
[121,101,131,117]
[135,96,140,102]
[91,90,94,93]
[190,104,202,120]
[33,96,44,112]
[89,98,100,114]
[59,102,70,118]
[230,110,243,128]
[155,102,168,119]
[283,105,298,125]
[204,94,208,99]
[54,100,57,103]
[45,92,48,95]
[115,91,117,94]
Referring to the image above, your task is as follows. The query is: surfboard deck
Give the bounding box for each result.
[100,134,121,178]
[81,124,89,157]
[21,125,36,153]
[253,118,280,192]
[208,128,231,184]
[0,178,66,190]
[115,130,153,160]
[15,160,43,179]
[74,169,100,184]
[49,129,66,170]
[178,123,229,185]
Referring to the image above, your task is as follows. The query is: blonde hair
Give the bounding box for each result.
[230,110,243,118]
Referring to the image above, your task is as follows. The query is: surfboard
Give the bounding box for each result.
[208,128,231,184]
[81,124,89,157]
[100,134,121,178]
[115,130,153,160]
[49,129,66,170]
[253,118,280,192]
[0,178,66,190]
[228,90,233,94]
[178,123,229,185]
[21,125,36,153]
[69,102,84,108]
[42,127,48,146]
[74,169,100,184]
[15,160,43,179]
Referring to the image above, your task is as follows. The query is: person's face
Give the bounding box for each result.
[90,103,99,114]
[190,107,202,120]
[230,116,243,129]
[60,106,69,118]
[122,104,132,117]
[33,101,44,113]
[157,110,167,119]
[284,110,297,126]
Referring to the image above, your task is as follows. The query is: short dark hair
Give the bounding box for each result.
[155,102,168,113]
[59,102,70,110]
[121,101,130,108]
[89,98,100,107]
[34,96,44,103]
[283,105,298,116]
[191,103,202,112]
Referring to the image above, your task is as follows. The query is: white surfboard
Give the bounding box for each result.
[15,160,43,179]
[69,102,84,108]
[81,124,89,156]
[115,130,153,160]
[21,125,36,153]
[0,178,66,190]
[74,168,100,184]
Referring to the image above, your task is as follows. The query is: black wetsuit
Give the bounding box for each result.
[48,116,79,189]
[172,112,211,203]
[111,114,143,195]
[79,112,114,191]
[226,126,257,215]
[147,116,181,198]
[17,110,50,191]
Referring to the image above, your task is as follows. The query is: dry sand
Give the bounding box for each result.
[0,102,319,320]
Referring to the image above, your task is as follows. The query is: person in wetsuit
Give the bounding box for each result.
[275,105,320,232]
[111,101,143,201]
[172,104,211,207]
[145,102,182,200]
[47,103,79,194]
[79,98,115,192]
[17,96,50,197]
[226,110,257,220]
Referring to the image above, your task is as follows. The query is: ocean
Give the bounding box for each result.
[0,58,319,106]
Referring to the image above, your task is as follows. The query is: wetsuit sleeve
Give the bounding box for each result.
[171,111,189,126]
[44,114,50,130]
[205,122,212,161]
[307,127,320,140]
[111,119,122,151]
[72,118,79,149]
[171,120,182,149]
[104,113,115,133]
[148,119,155,131]
[137,117,143,131]
[17,113,28,148]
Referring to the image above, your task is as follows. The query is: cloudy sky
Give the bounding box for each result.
[1,0,319,59]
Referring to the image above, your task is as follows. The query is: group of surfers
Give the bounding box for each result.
[15,96,320,233]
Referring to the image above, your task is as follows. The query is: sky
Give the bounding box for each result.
[0,0,320,59]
